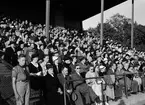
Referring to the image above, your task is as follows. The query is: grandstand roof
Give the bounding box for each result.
[52,0,127,20]
[0,0,127,23]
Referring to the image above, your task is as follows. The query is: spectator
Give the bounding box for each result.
[4,41,17,66]
[0,15,145,105]
[12,54,30,105]
[57,67,72,105]
[85,66,103,105]
[52,55,63,76]
[71,65,99,105]
[28,53,42,90]
[44,64,63,105]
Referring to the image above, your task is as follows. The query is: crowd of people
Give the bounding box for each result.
[0,16,145,105]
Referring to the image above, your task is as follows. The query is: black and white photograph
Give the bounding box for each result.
[0,0,145,105]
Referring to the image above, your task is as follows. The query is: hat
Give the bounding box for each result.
[9,41,15,45]
[99,65,105,69]
[71,92,78,101]
[130,58,135,61]
[78,56,86,61]
[31,53,39,59]
[103,58,108,61]
[138,58,144,61]
[62,48,67,52]
[122,58,128,62]
[46,64,53,69]
[63,56,72,61]
[133,63,139,67]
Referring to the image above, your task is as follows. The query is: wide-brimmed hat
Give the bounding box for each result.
[71,92,78,101]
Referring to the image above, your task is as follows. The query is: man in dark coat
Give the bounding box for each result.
[57,67,72,105]
[52,55,63,76]
[71,65,98,105]
[44,64,63,105]
[4,42,17,66]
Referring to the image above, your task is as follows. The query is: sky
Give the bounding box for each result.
[82,0,145,30]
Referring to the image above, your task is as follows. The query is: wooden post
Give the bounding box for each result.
[124,74,128,98]
[131,0,134,48]
[100,0,104,46]
[46,0,50,43]
[101,80,105,105]
[63,81,67,105]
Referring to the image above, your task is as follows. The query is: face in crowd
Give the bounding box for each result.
[18,55,26,66]
[75,66,80,73]
[48,67,54,75]
[32,56,39,63]
[99,66,106,72]
[89,66,94,73]
[44,55,49,63]
[62,67,68,76]
[112,63,116,70]
[117,63,123,71]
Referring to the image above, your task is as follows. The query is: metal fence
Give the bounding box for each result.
[0,57,145,105]
[63,72,145,105]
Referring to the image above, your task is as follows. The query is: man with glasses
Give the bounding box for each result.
[71,65,98,105]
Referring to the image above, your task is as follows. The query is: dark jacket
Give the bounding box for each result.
[45,73,63,105]
[57,73,72,91]
[53,63,63,76]
[4,47,17,66]
[71,72,85,89]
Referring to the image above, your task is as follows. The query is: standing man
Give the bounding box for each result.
[12,54,30,105]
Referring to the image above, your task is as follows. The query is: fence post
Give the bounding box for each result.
[63,81,67,105]
[124,74,128,98]
[142,72,145,92]
[101,80,105,105]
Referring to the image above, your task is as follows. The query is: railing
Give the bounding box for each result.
[63,72,145,105]
[0,57,144,105]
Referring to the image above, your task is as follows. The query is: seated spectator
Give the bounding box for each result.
[52,55,63,76]
[104,64,115,101]
[116,63,132,91]
[71,65,99,105]
[77,56,89,78]
[85,66,104,105]
[133,64,142,92]
[57,67,72,105]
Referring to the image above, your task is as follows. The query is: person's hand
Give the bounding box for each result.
[58,88,63,94]
[42,70,47,76]
[15,94,20,101]
[15,94,23,103]
[115,81,119,85]
[67,89,72,94]
[36,71,42,76]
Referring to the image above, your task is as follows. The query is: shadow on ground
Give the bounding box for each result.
[118,99,126,105]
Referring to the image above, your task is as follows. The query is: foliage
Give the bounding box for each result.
[87,13,145,51]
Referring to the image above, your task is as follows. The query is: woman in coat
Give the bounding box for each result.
[28,53,42,90]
